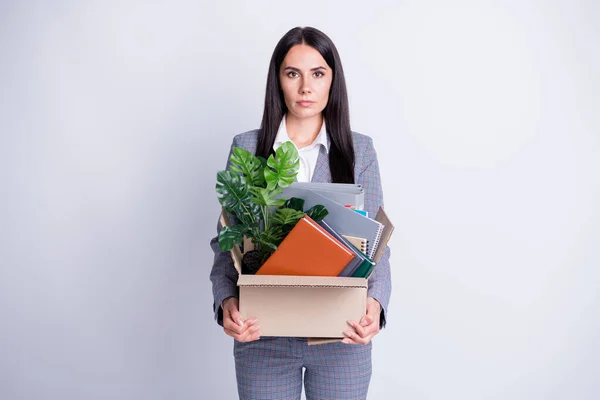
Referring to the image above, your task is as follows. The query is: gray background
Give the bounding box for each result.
[1,0,599,399]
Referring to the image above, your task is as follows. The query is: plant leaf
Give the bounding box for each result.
[305,205,329,222]
[264,141,299,190]
[229,147,265,187]
[256,156,268,169]
[271,208,306,226]
[281,197,304,212]
[258,226,282,247]
[215,170,261,225]
[255,227,281,259]
[218,225,245,252]
[249,187,286,207]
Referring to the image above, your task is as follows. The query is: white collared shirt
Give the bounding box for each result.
[273,115,330,183]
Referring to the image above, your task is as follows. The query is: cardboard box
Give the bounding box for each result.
[238,274,367,338]
[219,207,393,343]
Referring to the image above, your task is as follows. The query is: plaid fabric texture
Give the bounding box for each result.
[234,337,372,400]
[209,129,392,398]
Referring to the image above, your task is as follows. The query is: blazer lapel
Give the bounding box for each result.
[311,145,331,183]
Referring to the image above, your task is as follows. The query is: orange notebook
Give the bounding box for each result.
[256,216,355,276]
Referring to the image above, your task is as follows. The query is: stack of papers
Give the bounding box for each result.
[287,182,365,210]
[281,184,384,260]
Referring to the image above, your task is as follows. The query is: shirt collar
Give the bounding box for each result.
[273,114,330,153]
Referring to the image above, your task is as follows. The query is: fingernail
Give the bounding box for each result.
[347,320,354,326]
[237,320,244,327]
[343,331,352,337]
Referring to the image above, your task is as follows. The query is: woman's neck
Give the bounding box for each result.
[285,113,323,149]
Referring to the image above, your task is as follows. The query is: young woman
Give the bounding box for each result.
[209,26,392,400]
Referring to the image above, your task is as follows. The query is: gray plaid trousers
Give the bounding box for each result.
[235,337,372,400]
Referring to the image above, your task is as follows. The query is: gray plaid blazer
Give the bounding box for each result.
[209,129,392,328]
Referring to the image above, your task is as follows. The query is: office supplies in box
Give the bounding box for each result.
[218,205,394,342]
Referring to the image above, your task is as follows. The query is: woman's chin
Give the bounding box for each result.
[288,108,323,120]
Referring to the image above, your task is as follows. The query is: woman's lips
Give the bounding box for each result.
[297,101,314,107]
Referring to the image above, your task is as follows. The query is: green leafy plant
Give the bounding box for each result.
[216,142,328,274]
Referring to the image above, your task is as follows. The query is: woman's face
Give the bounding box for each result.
[279,44,333,120]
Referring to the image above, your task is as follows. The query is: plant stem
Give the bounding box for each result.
[237,196,257,227]
[262,205,269,231]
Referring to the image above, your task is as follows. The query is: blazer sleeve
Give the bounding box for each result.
[357,136,392,329]
[209,137,241,327]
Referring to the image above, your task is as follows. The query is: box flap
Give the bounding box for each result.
[243,236,255,252]
[238,274,368,288]
[307,338,343,346]
[369,207,395,278]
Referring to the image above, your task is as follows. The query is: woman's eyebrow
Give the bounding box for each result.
[283,66,328,72]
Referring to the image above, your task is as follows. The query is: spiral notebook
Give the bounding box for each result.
[318,220,375,278]
[342,235,368,255]
[281,187,384,259]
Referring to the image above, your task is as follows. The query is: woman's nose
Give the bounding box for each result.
[300,85,312,95]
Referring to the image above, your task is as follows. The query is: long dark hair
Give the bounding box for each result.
[256,27,355,184]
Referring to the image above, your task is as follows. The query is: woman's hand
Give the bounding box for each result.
[342,297,381,345]
[222,297,262,342]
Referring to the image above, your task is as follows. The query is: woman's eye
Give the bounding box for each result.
[287,71,298,78]
[314,71,324,78]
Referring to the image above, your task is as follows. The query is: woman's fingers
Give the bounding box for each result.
[221,298,261,342]
[223,313,260,341]
[342,320,378,345]
[222,299,244,327]
[229,309,245,328]
[224,316,257,334]
[224,323,261,342]
[223,319,243,335]
[347,320,367,337]
[342,329,369,345]
[224,312,253,332]
[359,314,374,327]
[342,329,375,345]
[240,324,262,342]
